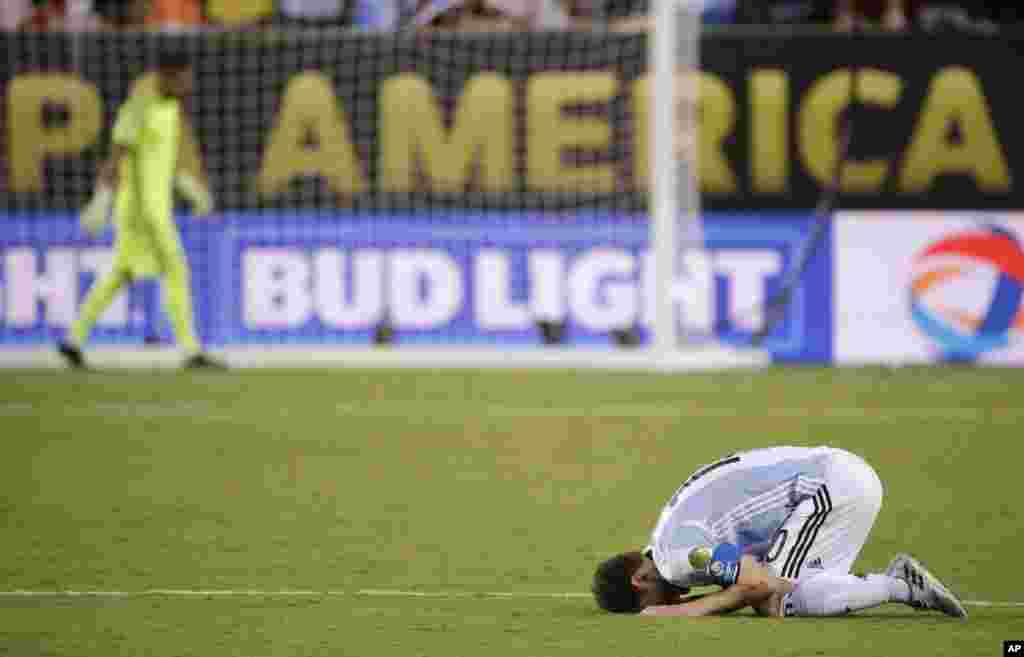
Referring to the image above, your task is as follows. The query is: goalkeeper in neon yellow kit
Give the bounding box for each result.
[58,49,224,370]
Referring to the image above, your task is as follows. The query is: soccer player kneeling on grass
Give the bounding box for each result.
[58,47,224,370]
[592,446,967,619]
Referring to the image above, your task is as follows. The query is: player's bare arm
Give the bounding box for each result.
[641,555,792,617]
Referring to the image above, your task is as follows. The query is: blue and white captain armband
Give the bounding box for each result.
[706,543,742,587]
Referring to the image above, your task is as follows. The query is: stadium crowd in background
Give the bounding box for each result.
[827,1,1021,34]
[1,0,1020,32]
[2,0,201,31]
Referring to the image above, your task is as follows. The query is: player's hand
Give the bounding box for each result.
[80,185,113,236]
[176,172,214,218]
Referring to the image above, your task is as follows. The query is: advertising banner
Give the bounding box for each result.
[835,213,1024,364]
[1,31,1020,212]
[0,212,832,362]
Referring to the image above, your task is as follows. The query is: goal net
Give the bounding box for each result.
[0,17,765,369]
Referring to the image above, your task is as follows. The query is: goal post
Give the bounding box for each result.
[650,0,682,360]
[648,0,764,369]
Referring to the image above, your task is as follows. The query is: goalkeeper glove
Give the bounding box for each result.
[689,543,742,588]
[175,172,214,217]
[80,185,113,236]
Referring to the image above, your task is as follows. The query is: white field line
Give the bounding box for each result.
[0,345,770,371]
[0,589,1020,608]
[0,401,1017,422]
[0,589,589,600]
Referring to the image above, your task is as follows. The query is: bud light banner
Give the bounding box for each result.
[0,212,831,363]
[835,212,1024,365]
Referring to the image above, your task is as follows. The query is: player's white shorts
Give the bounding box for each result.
[763,449,883,580]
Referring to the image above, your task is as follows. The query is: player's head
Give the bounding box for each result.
[156,49,194,99]
[592,551,684,613]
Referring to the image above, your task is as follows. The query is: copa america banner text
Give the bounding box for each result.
[1,31,1019,212]
[0,213,831,362]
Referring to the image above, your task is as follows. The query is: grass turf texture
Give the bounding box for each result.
[1,367,1021,656]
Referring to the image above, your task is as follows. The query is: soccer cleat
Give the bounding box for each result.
[183,353,228,370]
[885,553,968,619]
[57,341,87,369]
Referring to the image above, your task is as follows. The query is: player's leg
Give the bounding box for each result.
[61,265,133,365]
[150,220,224,369]
[772,452,966,619]
[142,279,162,344]
[160,252,200,356]
[60,204,154,368]
[60,198,150,366]
[782,559,967,619]
[765,449,883,580]
[780,570,911,617]
[150,221,200,356]
[798,449,883,575]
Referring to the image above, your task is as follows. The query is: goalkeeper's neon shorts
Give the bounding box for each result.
[112,208,186,279]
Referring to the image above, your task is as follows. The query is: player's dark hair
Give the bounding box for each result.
[592,551,644,614]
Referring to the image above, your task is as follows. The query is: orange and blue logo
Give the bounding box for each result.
[910,225,1024,361]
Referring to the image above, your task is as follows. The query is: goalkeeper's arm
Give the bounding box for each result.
[99,144,129,190]
[80,144,129,236]
[174,170,214,218]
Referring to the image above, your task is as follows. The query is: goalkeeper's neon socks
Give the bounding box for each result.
[57,341,86,369]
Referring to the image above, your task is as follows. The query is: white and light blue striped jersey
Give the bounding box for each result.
[647,446,833,588]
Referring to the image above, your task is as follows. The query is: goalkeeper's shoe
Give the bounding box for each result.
[57,341,87,370]
[184,353,228,370]
[885,553,968,619]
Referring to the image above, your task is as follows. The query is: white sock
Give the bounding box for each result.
[786,572,902,617]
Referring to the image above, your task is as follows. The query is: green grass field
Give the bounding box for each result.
[2,367,1022,657]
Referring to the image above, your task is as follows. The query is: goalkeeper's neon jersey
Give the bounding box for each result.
[111,92,181,225]
[646,446,832,588]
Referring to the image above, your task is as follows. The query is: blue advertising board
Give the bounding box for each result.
[0,212,831,362]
